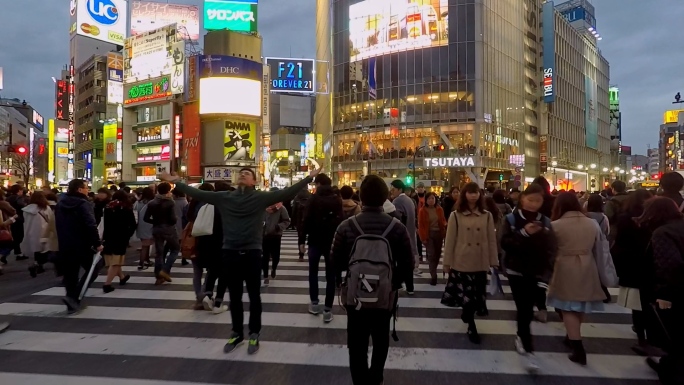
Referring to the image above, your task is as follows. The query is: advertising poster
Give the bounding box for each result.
[265,58,315,94]
[131,1,200,41]
[204,0,258,32]
[124,24,176,84]
[224,120,256,163]
[585,76,598,149]
[170,40,186,95]
[349,0,449,62]
[137,144,171,162]
[104,122,118,162]
[76,0,128,45]
[182,103,201,176]
[198,55,263,81]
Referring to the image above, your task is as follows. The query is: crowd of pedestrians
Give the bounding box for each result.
[0,168,682,385]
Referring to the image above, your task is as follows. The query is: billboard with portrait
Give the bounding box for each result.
[224,119,256,163]
[131,1,200,41]
[76,0,128,45]
[349,0,448,62]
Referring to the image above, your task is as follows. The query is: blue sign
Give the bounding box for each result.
[560,6,596,28]
[87,0,120,26]
[108,68,123,82]
[265,58,315,93]
[542,1,556,104]
[198,55,263,81]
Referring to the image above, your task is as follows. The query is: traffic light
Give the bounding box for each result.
[405,171,414,185]
[7,145,27,154]
[499,174,504,181]
[16,146,27,154]
[432,144,445,151]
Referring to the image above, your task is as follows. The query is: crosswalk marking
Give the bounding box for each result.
[0,231,656,384]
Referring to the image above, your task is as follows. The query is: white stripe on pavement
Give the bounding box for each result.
[0,303,636,339]
[0,373,221,385]
[0,330,656,379]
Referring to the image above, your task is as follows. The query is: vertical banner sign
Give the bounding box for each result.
[368,58,377,100]
[542,1,556,103]
[67,65,75,179]
[187,55,198,102]
[116,128,123,163]
[262,64,270,135]
[171,40,186,95]
[48,119,55,178]
[104,122,118,162]
[182,103,201,177]
[55,80,69,120]
[585,76,598,149]
[539,135,548,173]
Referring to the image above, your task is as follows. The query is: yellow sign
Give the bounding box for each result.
[224,120,256,163]
[57,147,69,155]
[640,181,659,188]
[663,109,684,124]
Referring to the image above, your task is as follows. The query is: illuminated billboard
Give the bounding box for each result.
[107,53,124,104]
[204,0,258,32]
[137,144,171,162]
[75,0,128,45]
[131,1,200,41]
[55,80,69,120]
[199,78,260,116]
[349,0,448,62]
[125,77,172,106]
[104,122,118,162]
[542,1,555,104]
[198,55,262,80]
[265,58,315,94]
[137,124,171,142]
[224,119,256,163]
[124,24,175,84]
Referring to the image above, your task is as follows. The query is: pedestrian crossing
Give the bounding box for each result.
[0,232,658,385]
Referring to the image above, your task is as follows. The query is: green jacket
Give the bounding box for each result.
[174,177,312,250]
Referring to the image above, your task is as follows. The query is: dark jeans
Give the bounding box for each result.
[535,286,547,311]
[416,233,422,257]
[62,252,103,301]
[225,249,262,336]
[262,235,282,279]
[509,275,537,353]
[308,244,339,311]
[152,226,180,276]
[11,222,23,255]
[347,309,392,385]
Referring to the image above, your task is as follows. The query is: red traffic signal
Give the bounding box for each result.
[433,144,445,151]
[16,146,27,154]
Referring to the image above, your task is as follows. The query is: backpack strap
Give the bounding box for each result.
[350,215,364,235]
[382,218,398,237]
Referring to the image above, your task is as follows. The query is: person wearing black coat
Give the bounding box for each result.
[101,191,136,293]
[292,187,311,260]
[55,179,103,314]
[304,174,344,321]
[6,185,28,261]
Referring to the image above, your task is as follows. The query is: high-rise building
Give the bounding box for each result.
[609,86,621,165]
[0,98,47,186]
[647,148,659,175]
[541,0,611,191]
[658,109,684,172]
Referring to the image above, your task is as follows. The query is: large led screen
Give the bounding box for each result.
[349,0,449,62]
[199,77,261,116]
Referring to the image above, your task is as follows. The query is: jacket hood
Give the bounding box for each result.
[342,199,359,209]
[383,199,396,213]
[22,204,43,215]
[58,193,89,210]
[155,194,173,201]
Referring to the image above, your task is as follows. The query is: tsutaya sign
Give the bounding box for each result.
[424,157,476,167]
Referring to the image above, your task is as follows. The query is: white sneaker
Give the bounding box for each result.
[213,304,228,314]
[309,302,322,315]
[323,311,334,323]
[413,268,422,277]
[202,296,213,311]
[524,353,540,374]
[514,336,527,355]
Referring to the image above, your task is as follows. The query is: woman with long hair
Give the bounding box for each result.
[135,187,155,270]
[418,192,446,286]
[548,192,610,365]
[637,197,684,376]
[442,182,498,344]
[442,187,459,221]
[21,191,53,278]
[611,189,652,354]
[101,190,136,293]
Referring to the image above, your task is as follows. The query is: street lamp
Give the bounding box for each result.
[288,155,295,186]
[614,166,620,172]
[551,160,558,188]
[577,164,584,170]
[590,164,597,169]
[602,167,609,172]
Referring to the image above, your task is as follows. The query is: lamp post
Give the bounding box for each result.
[551,160,558,188]
[412,145,426,190]
[288,155,294,187]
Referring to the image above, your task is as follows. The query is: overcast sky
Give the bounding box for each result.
[0,0,680,155]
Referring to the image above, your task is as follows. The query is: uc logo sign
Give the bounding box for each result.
[87,0,119,25]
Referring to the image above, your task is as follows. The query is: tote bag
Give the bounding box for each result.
[191,204,214,237]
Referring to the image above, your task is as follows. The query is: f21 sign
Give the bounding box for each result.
[265,57,314,94]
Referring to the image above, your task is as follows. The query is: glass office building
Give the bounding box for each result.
[327,0,541,191]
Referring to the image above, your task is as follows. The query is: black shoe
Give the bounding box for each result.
[645,357,659,373]
[28,265,38,278]
[429,277,437,286]
[15,255,28,261]
[568,340,587,365]
[247,333,260,355]
[120,274,131,285]
[102,285,115,293]
[223,332,245,353]
[467,323,481,344]
[61,297,81,315]
[36,264,45,274]
[181,259,189,266]
[0,255,6,265]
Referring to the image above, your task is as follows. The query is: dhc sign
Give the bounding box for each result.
[424,157,476,168]
[542,2,556,104]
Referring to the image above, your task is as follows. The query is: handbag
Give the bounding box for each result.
[191,204,214,237]
[180,222,196,259]
[0,211,13,244]
[593,225,618,287]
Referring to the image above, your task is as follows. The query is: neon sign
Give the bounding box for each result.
[125,77,171,105]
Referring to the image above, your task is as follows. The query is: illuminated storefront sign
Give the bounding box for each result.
[125,77,171,105]
[103,122,118,162]
[137,144,171,162]
[68,65,75,179]
[423,157,476,167]
[265,57,315,93]
[55,80,69,120]
[137,124,171,142]
[203,0,258,32]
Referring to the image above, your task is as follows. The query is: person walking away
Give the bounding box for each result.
[530,176,555,320]
[413,182,427,261]
[441,182,499,344]
[143,182,179,285]
[172,188,189,266]
[292,187,311,260]
[160,167,320,355]
[658,172,684,209]
[134,187,155,270]
[548,192,613,365]
[442,187,459,221]
[21,192,53,278]
[0,190,18,268]
[330,175,413,385]
[637,197,684,384]
[390,180,419,285]
[493,190,513,217]
[417,192,446,286]
[262,190,290,287]
[605,180,629,245]
[500,183,557,373]
[611,189,653,355]
[304,174,344,322]
[55,179,103,314]
[202,181,232,313]
[185,183,216,310]
[6,185,28,262]
[341,185,361,219]
[101,190,135,293]
[587,193,613,303]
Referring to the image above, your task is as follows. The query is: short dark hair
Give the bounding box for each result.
[587,194,604,213]
[141,187,155,201]
[239,167,256,180]
[172,188,185,198]
[68,179,87,194]
[611,180,627,193]
[360,175,388,207]
[492,189,506,204]
[314,173,332,186]
[118,182,127,189]
[660,172,684,193]
[215,181,231,191]
[157,182,172,195]
[340,185,354,199]
[112,190,133,209]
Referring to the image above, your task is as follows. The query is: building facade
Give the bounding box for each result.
[647,147,659,176]
[324,0,543,191]
[0,99,46,187]
[658,110,684,173]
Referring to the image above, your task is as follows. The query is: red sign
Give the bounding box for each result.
[55,80,69,120]
[137,145,171,162]
[182,103,201,177]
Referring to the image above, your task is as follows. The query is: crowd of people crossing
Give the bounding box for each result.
[0,168,682,385]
